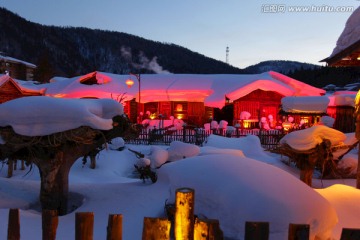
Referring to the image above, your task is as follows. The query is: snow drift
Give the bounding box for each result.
[158,154,338,239]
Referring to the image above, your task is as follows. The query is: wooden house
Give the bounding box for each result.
[321,39,360,66]
[326,92,356,133]
[42,71,325,128]
[279,96,330,130]
[320,7,360,132]
[0,54,36,80]
[0,75,43,103]
[223,71,325,129]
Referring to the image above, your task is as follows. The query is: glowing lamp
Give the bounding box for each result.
[282,121,292,131]
[176,104,183,112]
[150,113,156,120]
[176,114,184,120]
[125,79,134,88]
[243,120,250,129]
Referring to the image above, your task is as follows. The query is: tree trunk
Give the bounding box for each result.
[38,151,72,216]
[89,155,96,169]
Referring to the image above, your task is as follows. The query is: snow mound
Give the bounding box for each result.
[200,146,245,157]
[279,125,346,151]
[0,96,123,136]
[158,155,338,239]
[204,134,271,160]
[316,184,360,239]
[168,141,200,161]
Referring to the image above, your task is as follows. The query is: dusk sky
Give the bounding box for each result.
[0,0,358,69]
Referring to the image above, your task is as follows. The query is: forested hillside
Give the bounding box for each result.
[0,8,243,82]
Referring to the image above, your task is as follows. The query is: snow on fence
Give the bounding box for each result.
[125,127,285,150]
[5,188,360,240]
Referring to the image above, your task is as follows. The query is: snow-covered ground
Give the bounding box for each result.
[0,133,359,240]
[0,97,359,240]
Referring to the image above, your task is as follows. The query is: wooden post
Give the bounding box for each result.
[288,223,309,240]
[175,188,195,240]
[194,218,223,240]
[182,128,186,143]
[142,217,171,240]
[7,208,20,240]
[75,212,94,240]
[244,221,269,240]
[107,214,122,240]
[194,219,209,240]
[42,210,58,240]
[340,228,360,240]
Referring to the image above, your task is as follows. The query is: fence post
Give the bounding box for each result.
[7,208,20,240]
[42,210,58,240]
[107,214,122,240]
[182,128,186,143]
[194,218,224,240]
[148,129,151,145]
[244,221,269,240]
[75,212,94,240]
[288,223,309,240]
[340,228,360,240]
[175,188,195,240]
[142,217,171,240]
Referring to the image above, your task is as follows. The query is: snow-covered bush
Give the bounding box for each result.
[319,116,335,128]
[149,146,169,168]
[109,137,125,150]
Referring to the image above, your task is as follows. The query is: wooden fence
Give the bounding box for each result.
[125,127,285,151]
[6,188,360,240]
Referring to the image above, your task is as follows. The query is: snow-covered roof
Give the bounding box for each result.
[37,71,325,109]
[328,92,356,107]
[0,54,36,68]
[0,75,44,95]
[330,6,360,58]
[281,96,330,113]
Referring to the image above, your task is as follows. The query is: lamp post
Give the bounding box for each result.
[127,73,141,123]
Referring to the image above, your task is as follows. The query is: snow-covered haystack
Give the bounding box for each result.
[279,125,346,151]
[0,96,123,136]
[158,155,338,239]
